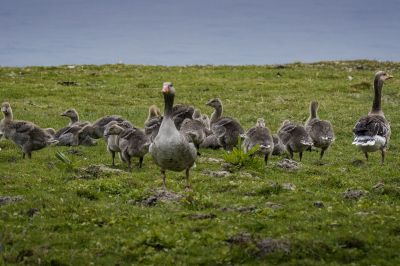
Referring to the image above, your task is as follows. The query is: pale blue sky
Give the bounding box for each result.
[1,0,399,66]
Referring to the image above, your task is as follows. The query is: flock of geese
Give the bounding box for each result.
[0,71,394,188]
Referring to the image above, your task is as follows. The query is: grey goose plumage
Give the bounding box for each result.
[352,71,393,164]
[305,101,335,160]
[0,102,57,158]
[278,120,313,161]
[206,98,244,151]
[149,82,197,189]
[242,118,274,164]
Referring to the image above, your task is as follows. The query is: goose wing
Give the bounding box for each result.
[353,115,389,138]
[13,121,35,133]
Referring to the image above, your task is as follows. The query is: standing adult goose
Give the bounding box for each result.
[0,102,57,158]
[241,118,274,164]
[352,71,393,164]
[149,82,197,189]
[305,101,335,160]
[206,98,244,151]
[278,120,313,161]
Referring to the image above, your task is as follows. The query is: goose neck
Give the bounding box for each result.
[371,77,383,113]
[210,105,222,124]
[163,93,175,118]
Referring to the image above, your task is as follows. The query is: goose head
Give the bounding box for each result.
[206,98,222,109]
[375,71,393,81]
[104,124,124,137]
[1,102,12,116]
[148,105,161,118]
[61,108,79,120]
[193,108,202,119]
[162,82,175,95]
[256,118,265,128]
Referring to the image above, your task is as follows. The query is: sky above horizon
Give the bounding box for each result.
[1,0,399,66]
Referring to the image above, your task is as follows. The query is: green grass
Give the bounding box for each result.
[1,60,400,265]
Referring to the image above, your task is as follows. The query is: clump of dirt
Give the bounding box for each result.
[351,159,365,167]
[338,236,366,250]
[26,208,40,217]
[276,159,301,171]
[265,202,284,209]
[227,233,290,256]
[188,213,216,220]
[75,164,124,179]
[342,189,366,200]
[0,195,24,205]
[221,206,257,213]
[140,189,184,206]
[256,238,290,256]
[313,201,325,208]
[202,169,231,178]
[57,81,78,86]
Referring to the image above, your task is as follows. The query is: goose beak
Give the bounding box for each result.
[387,75,394,80]
[61,112,66,116]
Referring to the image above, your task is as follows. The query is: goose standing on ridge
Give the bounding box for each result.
[352,71,393,164]
[206,98,244,151]
[241,118,274,164]
[0,102,57,158]
[278,120,313,161]
[305,101,335,160]
[149,82,197,189]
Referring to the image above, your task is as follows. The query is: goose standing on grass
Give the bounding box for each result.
[104,123,150,171]
[242,118,274,164]
[179,110,210,155]
[149,82,197,189]
[206,98,244,151]
[103,120,133,166]
[278,120,313,161]
[305,101,335,160]
[0,102,57,158]
[352,71,393,164]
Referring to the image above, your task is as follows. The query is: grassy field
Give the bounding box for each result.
[1,60,400,265]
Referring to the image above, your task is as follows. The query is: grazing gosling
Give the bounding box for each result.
[278,120,313,161]
[352,71,393,164]
[104,123,150,171]
[0,102,57,158]
[241,118,274,164]
[305,101,335,160]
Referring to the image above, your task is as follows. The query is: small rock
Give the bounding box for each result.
[221,206,257,213]
[239,172,253,178]
[282,183,296,191]
[198,157,224,164]
[314,201,324,208]
[372,181,385,190]
[202,170,231,178]
[153,189,184,202]
[342,189,366,200]
[276,159,301,171]
[265,202,283,209]
[0,196,24,205]
[26,208,40,217]
[348,76,353,81]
